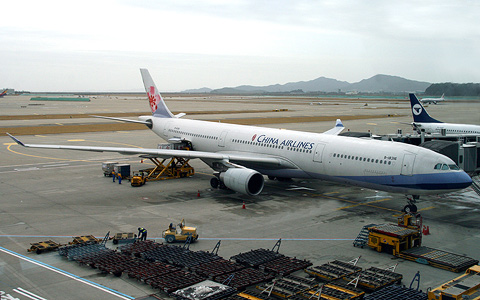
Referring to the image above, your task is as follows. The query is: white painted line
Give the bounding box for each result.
[0,247,133,300]
[42,164,70,168]
[14,167,40,171]
[286,187,316,191]
[13,287,47,300]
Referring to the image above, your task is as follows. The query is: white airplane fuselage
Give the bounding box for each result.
[414,122,480,135]
[146,115,471,196]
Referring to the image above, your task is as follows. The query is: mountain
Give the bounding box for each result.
[183,74,431,94]
[347,74,430,93]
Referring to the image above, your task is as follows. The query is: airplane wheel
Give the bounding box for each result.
[403,204,418,213]
[210,177,219,188]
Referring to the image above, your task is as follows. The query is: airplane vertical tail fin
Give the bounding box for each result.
[409,93,441,123]
[140,68,174,118]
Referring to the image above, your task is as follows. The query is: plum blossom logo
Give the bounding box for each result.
[149,86,158,112]
[252,134,257,141]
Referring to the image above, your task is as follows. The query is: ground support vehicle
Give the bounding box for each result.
[102,161,118,176]
[428,265,480,299]
[357,213,478,273]
[28,240,62,254]
[398,247,478,273]
[139,155,194,181]
[162,219,198,243]
[112,232,137,245]
[130,174,146,187]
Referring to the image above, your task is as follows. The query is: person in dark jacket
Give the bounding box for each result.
[137,227,147,241]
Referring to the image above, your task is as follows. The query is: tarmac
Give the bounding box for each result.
[0,94,479,299]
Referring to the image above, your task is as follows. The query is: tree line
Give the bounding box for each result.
[425,83,480,96]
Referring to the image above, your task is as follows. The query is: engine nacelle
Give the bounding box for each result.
[219,168,264,196]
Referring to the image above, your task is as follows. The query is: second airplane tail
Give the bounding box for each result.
[140,68,174,118]
[409,93,441,123]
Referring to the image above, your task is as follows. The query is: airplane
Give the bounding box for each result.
[420,93,445,104]
[409,93,480,135]
[7,69,472,213]
[0,89,7,97]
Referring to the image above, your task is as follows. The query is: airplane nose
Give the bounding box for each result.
[454,171,473,190]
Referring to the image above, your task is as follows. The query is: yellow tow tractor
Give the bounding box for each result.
[130,173,146,187]
[162,219,198,243]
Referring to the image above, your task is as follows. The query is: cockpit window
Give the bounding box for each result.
[434,163,460,171]
[448,164,460,170]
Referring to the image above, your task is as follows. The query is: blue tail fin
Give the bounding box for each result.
[409,93,441,123]
[140,69,174,118]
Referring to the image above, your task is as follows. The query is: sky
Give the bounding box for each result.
[1,0,479,92]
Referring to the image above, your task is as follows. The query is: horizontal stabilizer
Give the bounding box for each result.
[324,119,345,135]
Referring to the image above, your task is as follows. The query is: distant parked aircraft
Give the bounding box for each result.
[420,93,445,104]
[0,89,7,97]
[409,93,480,135]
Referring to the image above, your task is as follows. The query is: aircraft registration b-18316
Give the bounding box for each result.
[420,93,445,104]
[409,93,480,136]
[7,69,472,213]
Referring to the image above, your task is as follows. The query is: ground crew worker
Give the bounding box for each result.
[138,227,147,241]
[118,175,122,184]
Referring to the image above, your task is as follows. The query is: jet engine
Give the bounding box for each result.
[218,168,264,196]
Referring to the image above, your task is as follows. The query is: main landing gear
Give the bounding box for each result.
[404,195,419,213]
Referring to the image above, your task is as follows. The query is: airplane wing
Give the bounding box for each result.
[6,133,297,169]
[323,119,345,135]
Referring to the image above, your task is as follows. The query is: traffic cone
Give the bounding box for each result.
[141,159,143,163]
[423,225,430,235]
[197,190,200,197]
[242,202,246,209]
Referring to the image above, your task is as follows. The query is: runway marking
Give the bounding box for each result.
[14,167,40,171]
[42,163,69,168]
[337,198,392,210]
[34,135,46,137]
[13,287,46,300]
[418,206,435,212]
[3,142,16,146]
[67,139,85,142]
[0,246,133,300]
[55,123,63,126]
[367,123,377,125]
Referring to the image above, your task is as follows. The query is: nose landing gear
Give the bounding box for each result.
[404,195,419,213]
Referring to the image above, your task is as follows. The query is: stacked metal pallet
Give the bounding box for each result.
[119,240,162,257]
[303,284,364,300]
[256,275,318,298]
[343,267,403,292]
[190,258,245,278]
[215,268,275,290]
[58,243,110,261]
[398,246,479,272]
[231,248,283,268]
[145,270,205,294]
[260,256,312,276]
[305,260,362,281]
[127,261,180,282]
